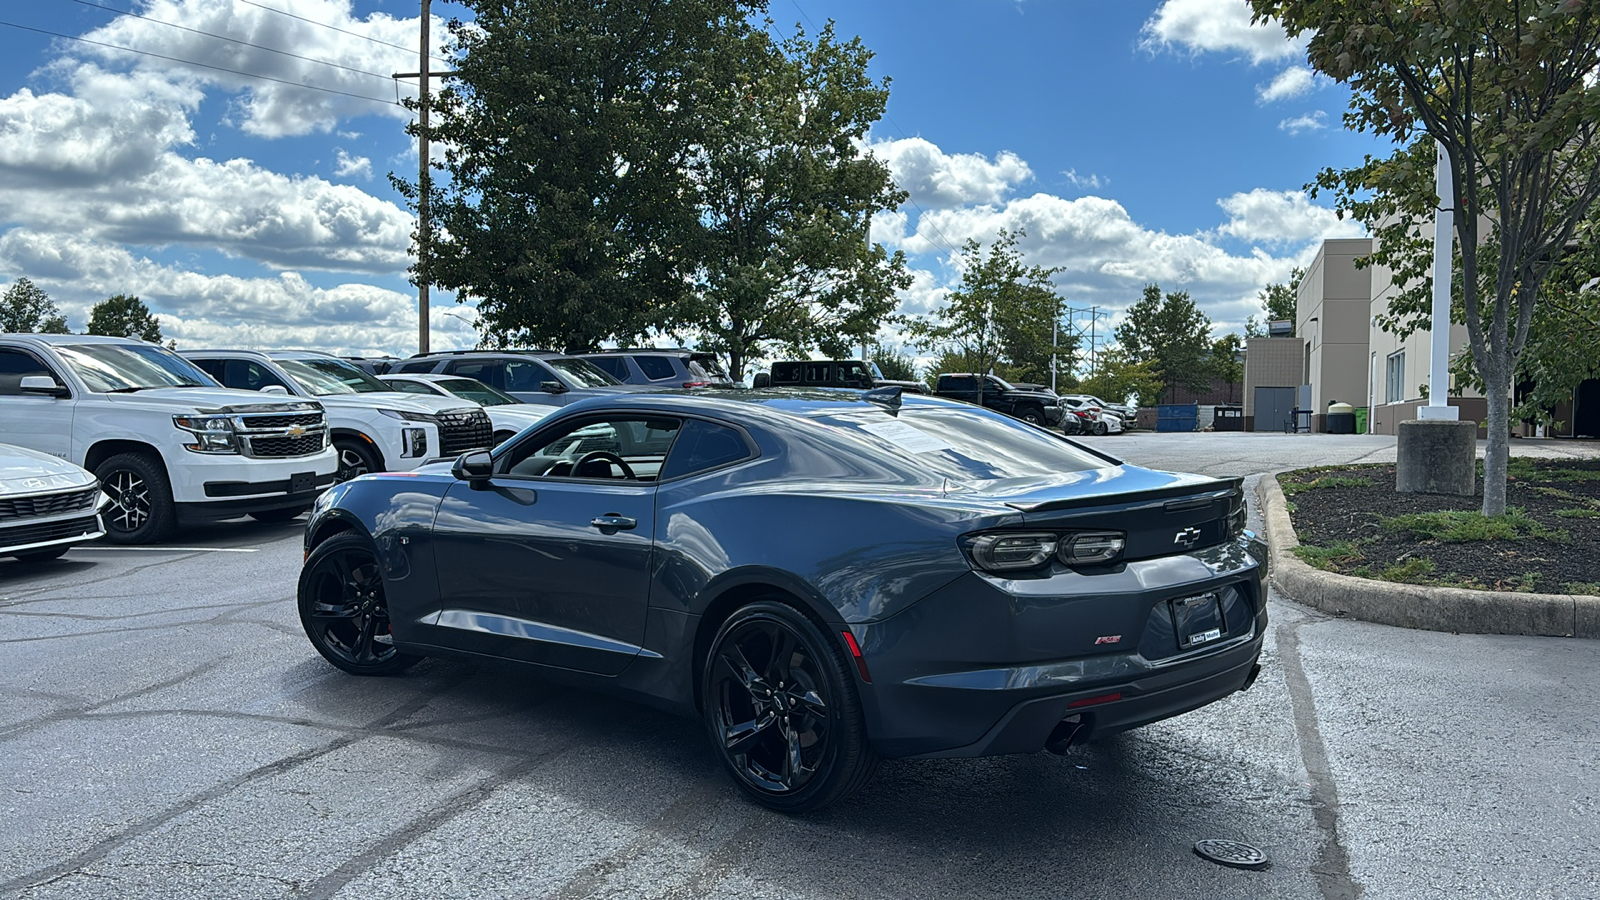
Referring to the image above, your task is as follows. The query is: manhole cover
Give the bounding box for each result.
[1194,839,1270,870]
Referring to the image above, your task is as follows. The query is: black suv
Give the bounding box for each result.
[391,350,643,406]
[578,349,736,389]
[754,359,927,393]
[932,373,1064,428]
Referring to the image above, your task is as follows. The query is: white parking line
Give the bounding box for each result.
[71,546,261,553]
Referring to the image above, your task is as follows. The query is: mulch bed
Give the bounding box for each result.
[1279,458,1600,595]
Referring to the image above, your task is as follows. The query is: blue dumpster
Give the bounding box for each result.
[1156,403,1199,432]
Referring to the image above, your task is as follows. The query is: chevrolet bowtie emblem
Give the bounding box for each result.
[1174,527,1202,547]
[286,425,307,438]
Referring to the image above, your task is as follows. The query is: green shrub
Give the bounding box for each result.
[1380,508,1568,543]
[1281,475,1368,496]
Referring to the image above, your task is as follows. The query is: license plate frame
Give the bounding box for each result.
[1171,591,1225,649]
[289,472,316,494]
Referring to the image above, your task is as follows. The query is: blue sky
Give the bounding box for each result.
[0,0,1389,359]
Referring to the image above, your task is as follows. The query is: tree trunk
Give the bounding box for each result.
[1481,357,1510,516]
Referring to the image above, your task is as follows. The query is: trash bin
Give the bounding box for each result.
[1354,406,1368,434]
[1326,400,1356,434]
[1213,405,1243,431]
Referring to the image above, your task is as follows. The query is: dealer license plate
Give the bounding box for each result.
[1172,592,1225,649]
[289,472,316,493]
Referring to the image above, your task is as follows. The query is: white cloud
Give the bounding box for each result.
[335,149,373,180]
[869,137,1033,208]
[1141,0,1304,65]
[1278,110,1328,135]
[1215,188,1363,244]
[1258,66,1314,103]
[0,73,412,273]
[73,0,443,138]
[0,229,466,355]
[1062,169,1106,191]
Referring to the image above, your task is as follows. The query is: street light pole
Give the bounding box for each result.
[416,0,431,356]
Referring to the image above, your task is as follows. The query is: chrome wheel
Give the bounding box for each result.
[710,616,833,795]
[333,439,380,484]
[103,469,152,534]
[299,537,410,673]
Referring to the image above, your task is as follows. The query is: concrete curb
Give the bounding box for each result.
[1257,473,1600,639]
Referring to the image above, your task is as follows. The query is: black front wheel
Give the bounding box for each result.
[1019,407,1044,426]
[94,452,178,544]
[702,601,877,812]
[298,532,419,676]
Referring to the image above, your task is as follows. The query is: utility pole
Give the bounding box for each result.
[395,0,437,355]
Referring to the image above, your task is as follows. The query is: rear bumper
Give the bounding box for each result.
[852,542,1267,758]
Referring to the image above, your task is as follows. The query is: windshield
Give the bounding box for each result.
[57,343,214,393]
[277,357,393,395]
[869,362,886,380]
[688,353,731,382]
[985,375,1016,391]
[814,407,1108,482]
[438,378,520,406]
[547,357,621,387]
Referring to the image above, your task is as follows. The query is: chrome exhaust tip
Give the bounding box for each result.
[1044,715,1085,755]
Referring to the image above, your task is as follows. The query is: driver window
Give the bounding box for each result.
[502,417,682,481]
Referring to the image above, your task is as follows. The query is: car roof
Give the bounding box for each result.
[407,349,563,359]
[1,333,152,346]
[580,348,696,356]
[379,373,455,383]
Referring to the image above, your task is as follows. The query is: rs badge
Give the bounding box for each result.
[1094,635,1122,645]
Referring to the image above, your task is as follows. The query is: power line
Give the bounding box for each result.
[234,0,451,66]
[0,18,403,107]
[67,0,418,89]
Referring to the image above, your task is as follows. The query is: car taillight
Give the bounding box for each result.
[681,381,711,388]
[962,529,1127,572]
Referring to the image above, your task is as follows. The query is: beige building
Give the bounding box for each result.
[1242,336,1305,431]
[1293,237,1488,436]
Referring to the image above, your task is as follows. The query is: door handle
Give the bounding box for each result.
[590,514,637,532]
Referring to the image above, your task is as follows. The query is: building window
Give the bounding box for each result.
[1385,351,1405,404]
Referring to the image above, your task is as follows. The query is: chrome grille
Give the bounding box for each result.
[239,412,322,430]
[0,486,100,521]
[436,408,493,455]
[235,410,328,458]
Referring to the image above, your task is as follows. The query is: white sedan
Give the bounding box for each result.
[379,374,554,445]
[1058,397,1124,435]
[2,443,108,562]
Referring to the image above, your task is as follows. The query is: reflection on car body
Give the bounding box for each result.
[296,389,1267,811]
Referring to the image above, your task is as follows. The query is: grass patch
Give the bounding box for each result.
[1563,582,1600,595]
[1379,508,1569,543]
[1378,557,1438,584]
[1293,541,1366,571]
[1503,457,1600,483]
[1554,508,1600,519]
[1281,475,1369,497]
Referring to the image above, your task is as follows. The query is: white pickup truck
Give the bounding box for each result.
[0,334,338,543]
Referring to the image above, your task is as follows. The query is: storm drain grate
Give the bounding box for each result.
[1193,839,1270,870]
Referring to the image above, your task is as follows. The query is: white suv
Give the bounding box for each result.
[0,334,338,543]
[184,350,493,481]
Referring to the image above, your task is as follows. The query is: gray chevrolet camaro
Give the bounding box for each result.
[298,389,1268,811]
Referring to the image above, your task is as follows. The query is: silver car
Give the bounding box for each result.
[1,443,107,562]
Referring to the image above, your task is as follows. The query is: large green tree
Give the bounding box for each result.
[1256,0,1600,515]
[87,294,162,342]
[1,277,69,334]
[1113,283,1214,403]
[906,230,1069,403]
[413,0,760,350]
[1078,348,1162,409]
[682,23,909,380]
[1251,267,1303,337]
[1210,332,1247,403]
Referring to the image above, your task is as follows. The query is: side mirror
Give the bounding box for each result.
[539,381,569,394]
[258,385,289,395]
[752,372,771,389]
[451,449,495,485]
[19,375,67,398]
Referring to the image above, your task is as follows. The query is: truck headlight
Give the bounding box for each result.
[379,409,436,423]
[173,415,239,454]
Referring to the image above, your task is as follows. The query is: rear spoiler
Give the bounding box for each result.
[1004,476,1244,514]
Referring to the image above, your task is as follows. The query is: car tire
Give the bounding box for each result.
[1094,421,1108,436]
[10,545,71,562]
[333,438,382,483]
[702,600,878,812]
[298,532,420,676]
[94,452,178,545]
[1019,406,1045,426]
[250,505,311,523]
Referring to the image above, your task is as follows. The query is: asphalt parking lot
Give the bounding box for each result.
[3,433,1598,899]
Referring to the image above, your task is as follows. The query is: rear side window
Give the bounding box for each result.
[659,419,754,479]
[587,356,629,380]
[446,360,507,389]
[771,362,803,383]
[814,407,1109,482]
[395,360,438,373]
[633,355,677,381]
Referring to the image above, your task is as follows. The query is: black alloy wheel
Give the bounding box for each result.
[703,601,877,812]
[297,532,419,675]
[333,438,381,483]
[1019,407,1044,426]
[93,452,177,544]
